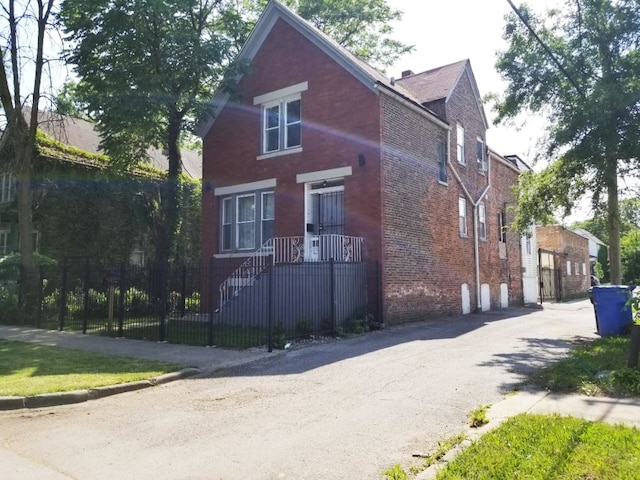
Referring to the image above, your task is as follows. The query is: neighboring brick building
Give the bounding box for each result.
[537,225,590,300]
[198,0,528,325]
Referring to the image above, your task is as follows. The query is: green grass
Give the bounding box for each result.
[529,334,640,396]
[0,339,182,396]
[436,413,640,480]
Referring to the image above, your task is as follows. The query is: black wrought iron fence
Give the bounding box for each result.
[0,257,381,350]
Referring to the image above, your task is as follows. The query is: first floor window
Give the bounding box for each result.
[222,197,232,251]
[478,202,486,240]
[459,197,467,237]
[567,260,571,275]
[236,194,256,250]
[261,192,274,244]
[498,211,506,243]
[219,189,274,252]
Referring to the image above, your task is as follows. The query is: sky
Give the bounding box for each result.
[385,0,562,165]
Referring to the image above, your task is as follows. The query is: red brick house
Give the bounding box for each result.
[197,0,525,327]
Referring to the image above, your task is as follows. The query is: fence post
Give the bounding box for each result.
[268,263,274,352]
[82,257,90,334]
[159,264,167,342]
[59,257,68,331]
[180,265,187,318]
[117,262,126,337]
[330,257,336,337]
[208,257,215,346]
[375,261,382,325]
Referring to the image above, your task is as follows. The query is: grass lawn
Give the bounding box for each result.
[0,339,183,397]
[386,333,640,479]
[436,413,640,480]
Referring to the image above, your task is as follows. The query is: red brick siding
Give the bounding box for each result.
[380,93,475,324]
[537,226,590,297]
[201,18,383,275]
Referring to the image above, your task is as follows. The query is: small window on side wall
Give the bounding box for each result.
[478,202,487,240]
[459,197,467,237]
[437,141,447,184]
[477,138,486,172]
[456,124,465,165]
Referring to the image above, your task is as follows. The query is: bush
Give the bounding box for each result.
[0,286,20,323]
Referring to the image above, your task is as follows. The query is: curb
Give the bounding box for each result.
[0,367,201,411]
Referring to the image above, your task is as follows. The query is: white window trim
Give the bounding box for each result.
[261,191,274,245]
[221,197,232,252]
[214,179,276,196]
[456,123,465,165]
[257,146,303,161]
[0,229,8,256]
[253,81,308,105]
[0,173,15,203]
[296,167,352,184]
[567,260,571,275]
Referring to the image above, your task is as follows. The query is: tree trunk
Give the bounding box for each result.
[605,156,622,285]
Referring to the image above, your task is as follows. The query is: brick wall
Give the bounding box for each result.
[380,92,472,323]
[201,18,383,266]
[537,225,590,297]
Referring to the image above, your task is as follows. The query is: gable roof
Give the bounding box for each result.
[394,59,489,130]
[196,0,447,137]
[34,110,202,178]
[572,228,607,247]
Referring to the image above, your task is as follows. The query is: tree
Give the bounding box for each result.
[60,0,240,283]
[621,231,640,284]
[243,0,412,69]
[495,0,640,284]
[0,0,57,315]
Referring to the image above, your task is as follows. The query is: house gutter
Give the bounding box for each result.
[448,144,491,312]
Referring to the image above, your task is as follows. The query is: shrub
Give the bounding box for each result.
[0,286,20,323]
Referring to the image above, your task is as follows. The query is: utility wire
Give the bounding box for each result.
[506,0,586,99]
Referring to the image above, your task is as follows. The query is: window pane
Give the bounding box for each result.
[477,139,483,160]
[262,193,274,220]
[237,196,255,222]
[262,220,274,244]
[287,99,300,124]
[267,129,279,152]
[286,123,301,148]
[438,142,447,182]
[266,105,280,128]
[222,225,231,251]
[237,224,255,249]
[222,198,232,223]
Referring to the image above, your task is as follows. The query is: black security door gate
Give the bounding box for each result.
[317,190,344,235]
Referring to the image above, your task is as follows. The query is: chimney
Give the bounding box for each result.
[401,70,414,78]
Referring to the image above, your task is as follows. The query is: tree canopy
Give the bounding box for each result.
[243,0,412,69]
[495,0,640,284]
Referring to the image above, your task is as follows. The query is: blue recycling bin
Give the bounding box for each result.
[591,285,634,336]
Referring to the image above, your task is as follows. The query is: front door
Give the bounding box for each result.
[305,180,344,261]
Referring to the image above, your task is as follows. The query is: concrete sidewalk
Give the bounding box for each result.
[0,324,274,410]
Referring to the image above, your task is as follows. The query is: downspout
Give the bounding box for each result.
[448,148,491,312]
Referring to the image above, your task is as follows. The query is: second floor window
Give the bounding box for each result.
[262,97,301,154]
[437,141,447,184]
[477,138,486,172]
[456,124,465,165]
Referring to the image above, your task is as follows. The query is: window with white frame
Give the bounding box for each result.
[477,137,486,172]
[261,192,274,244]
[254,82,307,158]
[459,197,467,237]
[437,141,447,184]
[219,189,274,253]
[526,234,532,255]
[567,260,571,275]
[456,124,465,165]
[478,202,487,240]
[0,173,15,203]
[583,263,587,276]
[0,230,8,256]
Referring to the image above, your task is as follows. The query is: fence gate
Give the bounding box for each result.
[538,249,562,302]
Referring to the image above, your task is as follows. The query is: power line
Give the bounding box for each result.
[505,0,586,99]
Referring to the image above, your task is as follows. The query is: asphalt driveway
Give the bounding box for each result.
[1,300,598,479]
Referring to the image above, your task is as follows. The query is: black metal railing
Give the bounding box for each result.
[0,257,381,351]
